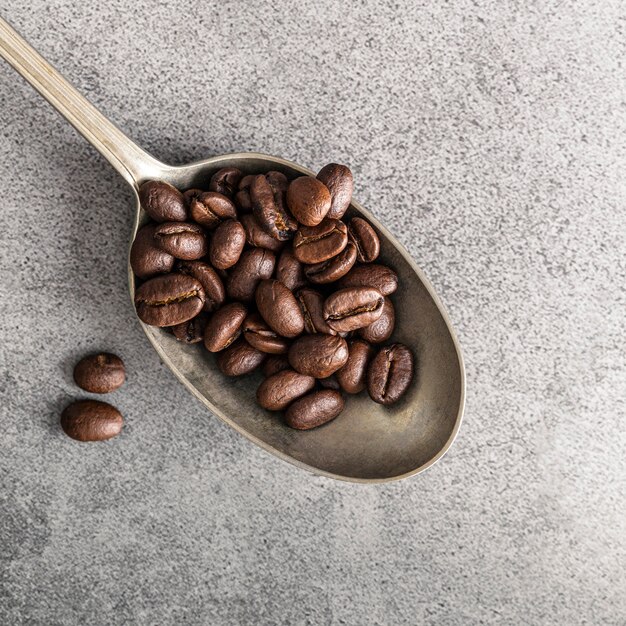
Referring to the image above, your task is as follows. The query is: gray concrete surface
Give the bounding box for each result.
[1,1,625,624]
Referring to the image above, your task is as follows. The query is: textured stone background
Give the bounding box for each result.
[1,1,625,624]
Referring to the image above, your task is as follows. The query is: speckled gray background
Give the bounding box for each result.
[1,1,625,624]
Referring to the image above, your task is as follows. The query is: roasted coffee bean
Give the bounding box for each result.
[130,223,175,279]
[255,279,304,339]
[171,314,208,344]
[61,400,123,442]
[176,261,225,312]
[135,274,205,327]
[189,191,237,229]
[318,374,341,390]
[73,353,125,394]
[235,174,255,212]
[183,188,203,208]
[262,354,291,377]
[358,297,394,343]
[288,334,349,378]
[209,219,246,269]
[336,340,374,394]
[284,389,344,430]
[295,288,336,335]
[216,338,265,376]
[243,312,290,354]
[226,248,276,302]
[256,369,316,411]
[348,217,380,263]
[286,176,331,226]
[203,302,247,352]
[139,180,187,222]
[251,172,298,241]
[338,263,398,296]
[240,213,285,252]
[304,241,357,284]
[316,164,353,220]
[154,222,208,260]
[323,287,385,333]
[276,248,306,291]
[209,167,243,198]
[292,218,348,264]
[367,343,414,405]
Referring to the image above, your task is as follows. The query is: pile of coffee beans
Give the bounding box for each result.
[131,164,414,430]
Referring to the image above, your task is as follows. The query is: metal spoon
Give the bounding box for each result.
[0,17,465,482]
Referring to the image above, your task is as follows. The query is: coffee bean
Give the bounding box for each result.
[367,343,414,405]
[255,279,304,339]
[284,389,344,430]
[243,312,290,354]
[154,222,208,260]
[262,354,291,377]
[276,248,306,291]
[176,261,225,312]
[348,217,380,263]
[316,164,353,220]
[240,213,285,252]
[288,334,349,378]
[216,338,265,376]
[337,263,398,296]
[139,180,187,222]
[304,241,357,284]
[203,302,247,352]
[209,167,243,198]
[251,172,298,241]
[189,191,237,229]
[172,314,208,344]
[256,369,316,411]
[135,273,205,327]
[73,353,125,394]
[130,224,175,279]
[358,297,394,343]
[61,400,123,442]
[318,374,341,390]
[292,218,348,264]
[227,248,276,302]
[295,288,336,335]
[336,340,374,394]
[286,176,331,226]
[323,287,385,333]
[209,219,246,269]
[235,174,255,212]
[183,188,203,208]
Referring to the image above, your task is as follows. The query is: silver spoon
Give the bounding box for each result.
[0,17,465,482]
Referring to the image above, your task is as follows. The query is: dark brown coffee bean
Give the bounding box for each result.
[216,338,265,376]
[235,174,255,212]
[203,302,247,352]
[251,173,298,241]
[336,340,374,394]
[286,176,331,226]
[176,261,225,312]
[304,242,357,284]
[292,218,348,264]
[243,312,290,354]
[189,191,237,229]
[288,334,349,378]
[135,274,205,327]
[240,213,285,252]
[256,369,316,411]
[255,279,304,339]
[284,390,344,430]
[367,343,414,405]
[358,297,394,343]
[295,288,336,335]
[209,219,246,269]
[153,222,208,260]
[276,248,306,291]
[61,400,123,442]
[337,264,398,296]
[209,167,243,198]
[227,248,276,302]
[139,180,187,222]
[73,353,125,394]
[323,287,385,333]
[171,314,208,344]
[262,354,291,377]
[130,224,175,279]
[318,374,341,390]
[348,217,380,263]
[183,188,203,208]
[316,164,353,220]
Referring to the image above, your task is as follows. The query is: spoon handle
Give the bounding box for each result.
[0,16,163,187]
